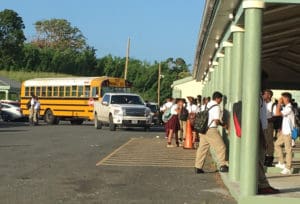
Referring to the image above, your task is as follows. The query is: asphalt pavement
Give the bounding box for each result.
[0,121,236,204]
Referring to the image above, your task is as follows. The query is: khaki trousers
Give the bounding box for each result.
[264,122,274,156]
[275,132,292,169]
[258,138,271,188]
[33,109,39,123]
[195,128,227,168]
[178,120,187,140]
[29,108,34,122]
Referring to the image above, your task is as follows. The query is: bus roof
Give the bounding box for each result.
[23,76,118,86]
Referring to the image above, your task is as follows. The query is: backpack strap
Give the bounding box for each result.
[206,104,219,128]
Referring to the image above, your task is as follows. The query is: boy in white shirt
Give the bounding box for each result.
[274,92,294,175]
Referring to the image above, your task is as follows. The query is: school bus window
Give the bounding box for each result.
[25,87,30,96]
[53,87,59,96]
[92,87,99,97]
[36,87,41,96]
[65,86,71,96]
[71,86,77,97]
[85,86,90,97]
[47,87,53,97]
[59,87,64,97]
[78,86,84,97]
[41,87,46,97]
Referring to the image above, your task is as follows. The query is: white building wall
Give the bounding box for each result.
[172,79,203,99]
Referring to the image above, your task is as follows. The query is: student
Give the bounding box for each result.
[166,99,180,147]
[186,96,199,147]
[28,93,36,125]
[33,96,40,125]
[178,99,188,146]
[161,98,174,139]
[194,92,229,173]
[274,92,294,175]
[262,89,275,166]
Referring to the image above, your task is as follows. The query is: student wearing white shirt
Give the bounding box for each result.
[186,96,199,147]
[33,96,40,125]
[194,92,228,173]
[274,92,294,175]
[29,93,36,125]
[161,98,174,138]
[166,99,180,147]
[262,89,275,166]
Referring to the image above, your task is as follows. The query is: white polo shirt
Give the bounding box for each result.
[265,101,273,119]
[207,101,221,128]
[160,101,173,112]
[281,103,295,135]
[186,103,199,113]
[170,104,179,115]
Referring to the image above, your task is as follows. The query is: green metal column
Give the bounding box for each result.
[217,54,224,93]
[212,62,218,93]
[240,0,264,197]
[228,25,244,182]
[222,42,233,103]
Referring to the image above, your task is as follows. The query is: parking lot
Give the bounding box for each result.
[0,121,236,204]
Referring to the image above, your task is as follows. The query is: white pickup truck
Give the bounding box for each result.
[93,93,152,131]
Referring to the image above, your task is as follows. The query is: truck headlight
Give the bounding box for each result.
[145,108,151,117]
[114,109,123,116]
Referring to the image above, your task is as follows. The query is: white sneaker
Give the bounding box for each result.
[292,139,296,148]
[275,163,285,169]
[280,168,291,175]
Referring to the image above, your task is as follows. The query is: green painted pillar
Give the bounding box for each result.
[217,54,224,93]
[212,62,218,93]
[228,25,245,182]
[222,42,233,104]
[240,0,264,197]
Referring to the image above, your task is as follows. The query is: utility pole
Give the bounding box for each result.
[124,37,130,80]
[157,63,161,105]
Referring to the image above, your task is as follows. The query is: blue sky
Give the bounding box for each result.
[1,0,204,65]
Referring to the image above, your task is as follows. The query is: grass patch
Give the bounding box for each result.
[0,70,73,82]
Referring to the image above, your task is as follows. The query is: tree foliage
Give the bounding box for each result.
[0,9,26,69]
[33,18,86,50]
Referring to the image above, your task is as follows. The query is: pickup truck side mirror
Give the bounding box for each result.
[102,101,108,106]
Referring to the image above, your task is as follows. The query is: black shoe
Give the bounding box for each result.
[264,156,274,167]
[219,165,229,173]
[258,186,280,195]
[195,168,205,174]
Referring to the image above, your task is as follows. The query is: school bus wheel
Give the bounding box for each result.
[44,109,56,125]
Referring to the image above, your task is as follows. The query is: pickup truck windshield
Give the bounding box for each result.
[111,95,144,105]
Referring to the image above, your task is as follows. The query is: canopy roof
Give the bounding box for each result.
[193,0,300,89]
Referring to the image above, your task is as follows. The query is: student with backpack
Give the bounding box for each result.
[194,91,229,173]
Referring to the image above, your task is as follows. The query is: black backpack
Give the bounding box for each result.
[194,104,218,134]
[179,107,189,121]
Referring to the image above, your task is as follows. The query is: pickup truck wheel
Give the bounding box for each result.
[109,115,116,131]
[94,114,102,129]
[144,126,150,132]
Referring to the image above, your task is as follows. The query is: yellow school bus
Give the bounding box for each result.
[20,76,131,125]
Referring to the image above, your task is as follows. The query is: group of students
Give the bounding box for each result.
[28,93,41,125]
[262,89,298,175]
[161,87,298,195]
[160,95,210,148]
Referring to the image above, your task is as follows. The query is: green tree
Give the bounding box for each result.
[33,18,86,50]
[0,9,25,69]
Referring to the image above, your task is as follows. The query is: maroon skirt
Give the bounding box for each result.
[165,115,180,132]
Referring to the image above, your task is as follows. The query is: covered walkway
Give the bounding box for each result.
[193,0,300,203]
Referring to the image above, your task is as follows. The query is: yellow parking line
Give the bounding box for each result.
[96,138,135,166]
